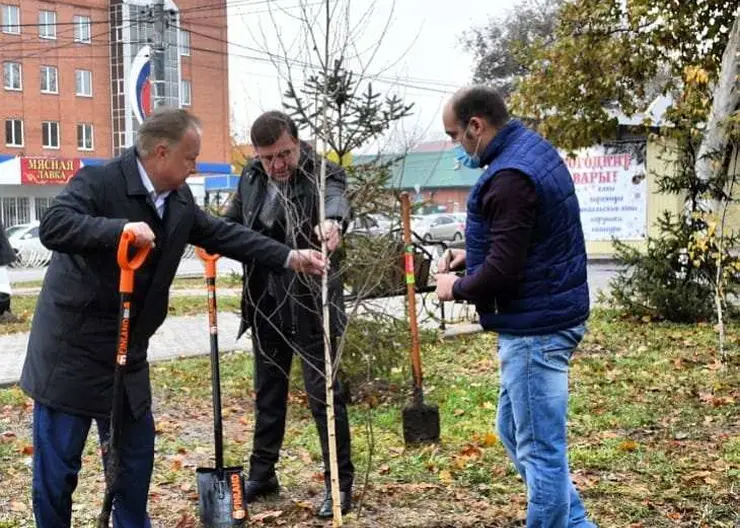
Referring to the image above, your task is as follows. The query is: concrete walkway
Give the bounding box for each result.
[0,308,482,386]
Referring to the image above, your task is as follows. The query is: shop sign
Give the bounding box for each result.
[21,157,82,185]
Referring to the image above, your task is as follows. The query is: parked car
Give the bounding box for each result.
[7,221,52,266]
[346,213,399,238]
[412,214,465,242]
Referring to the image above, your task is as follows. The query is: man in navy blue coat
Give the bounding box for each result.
[435,86,597,528]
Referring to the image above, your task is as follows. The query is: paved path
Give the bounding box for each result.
[1,260,620,386]
[0,299,481,386]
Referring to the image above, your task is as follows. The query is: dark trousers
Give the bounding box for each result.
[249,323,354,491]
[32,401,155,528]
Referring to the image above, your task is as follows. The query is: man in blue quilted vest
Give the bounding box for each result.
[435,85,596,528]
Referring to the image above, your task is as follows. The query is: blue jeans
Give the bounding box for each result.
[32,402,154,528]
[497,325,597,528]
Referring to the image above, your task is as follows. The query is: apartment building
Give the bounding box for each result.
[0,0,229,227]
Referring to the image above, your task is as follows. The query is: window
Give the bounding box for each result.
[5,118,23,146]
[39,10,56,39]
[3,61,21,90]
[73,15,91,43]
[180,29,190,56]
[1,5,20,34]
[75,69,92,96]
[35,197,51,220]
[40,65,58,93]
[1,197,30,227]
[42,121,60,149]
[77,123,93,150]
[181,80,191,106]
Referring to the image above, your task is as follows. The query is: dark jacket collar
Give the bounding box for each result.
[120,146,186,204]
[480,119,525,168]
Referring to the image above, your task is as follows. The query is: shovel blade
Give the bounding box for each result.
[196,467,248,527]
[403,402,440,445]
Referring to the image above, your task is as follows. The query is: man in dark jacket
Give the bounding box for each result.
[224,111,353,518]
[0,220,15,320]
[20,108,326,528]
[435,86,596,528]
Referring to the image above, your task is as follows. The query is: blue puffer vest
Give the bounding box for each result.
[465,119,589,335]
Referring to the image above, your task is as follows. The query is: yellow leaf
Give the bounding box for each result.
[618,439,638,452]
[481,433,498,447]
[438,470,453,484]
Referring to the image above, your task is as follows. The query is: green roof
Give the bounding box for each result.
[354,149,482,190]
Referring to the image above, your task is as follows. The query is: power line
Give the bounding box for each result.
[174,26,457,95]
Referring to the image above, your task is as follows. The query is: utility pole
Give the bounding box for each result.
[150,0,167,111]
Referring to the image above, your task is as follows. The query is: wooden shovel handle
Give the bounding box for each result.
[400,192,423,390]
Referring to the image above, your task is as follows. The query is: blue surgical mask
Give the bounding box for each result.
[455,145,481,169]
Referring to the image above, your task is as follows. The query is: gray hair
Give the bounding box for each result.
[136,107,202,157]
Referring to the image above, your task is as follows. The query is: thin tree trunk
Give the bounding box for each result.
[318,0,342,524]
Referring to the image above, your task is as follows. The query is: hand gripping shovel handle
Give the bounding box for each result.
[400,193,424,397]
[98,230,150,528]
[196,248,225,471]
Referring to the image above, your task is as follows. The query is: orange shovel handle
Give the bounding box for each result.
[196,247,221,279]
[117,231,151,294]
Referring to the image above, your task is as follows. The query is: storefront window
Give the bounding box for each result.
[1,196,30,227]
[35,197,51,220]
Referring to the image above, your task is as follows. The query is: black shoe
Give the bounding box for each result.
[317,490,352,518]
[243,475,279,502]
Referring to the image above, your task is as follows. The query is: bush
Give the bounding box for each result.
[606,211,740,322]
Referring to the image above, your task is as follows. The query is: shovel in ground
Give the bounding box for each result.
[98,230,151,527]
[195,248,248,527]
[399,193,441,445]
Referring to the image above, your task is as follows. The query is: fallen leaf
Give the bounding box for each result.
[311,472,324,482]
[459,444,483,459]
[251,510,283,522]
[0,431,16,443]
[378,464,390,474]
[10,501,28,512]
[20,444,33,456]
[481,401,495,410]
[481,432,498,447]
[179,482,192,492]
[175,513,196,528]
[177,446,188,455]
[618,439,638,452]
[438,470,453,484]
[171,457,183,471]
[293,500,314,511]
[453,408,465,416]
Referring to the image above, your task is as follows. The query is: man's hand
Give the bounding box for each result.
[438,248,466,273]
[435,273,459,301]
[288,249,328,275]
[123,222,156,248]
[314,220,342,252]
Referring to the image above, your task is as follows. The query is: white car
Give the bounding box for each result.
[412,214,465,242]
[7,221,52,267]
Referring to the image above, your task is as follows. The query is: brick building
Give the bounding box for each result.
[0,0,230,227]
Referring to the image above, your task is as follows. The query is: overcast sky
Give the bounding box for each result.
[226,0,513,151]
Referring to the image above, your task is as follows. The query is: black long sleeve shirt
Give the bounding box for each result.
[452,170,537,303]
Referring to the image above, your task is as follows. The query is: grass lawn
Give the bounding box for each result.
[0,294,242,336]
[0,310,738,527]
